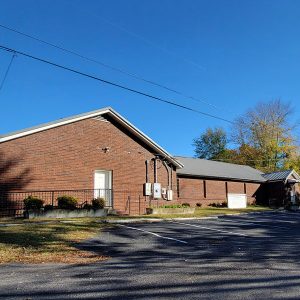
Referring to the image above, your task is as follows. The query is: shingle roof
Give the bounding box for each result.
[175,156,266,183]
[262,170,300,182]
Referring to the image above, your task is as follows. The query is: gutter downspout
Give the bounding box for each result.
[162,160,171,189]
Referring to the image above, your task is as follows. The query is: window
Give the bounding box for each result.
[244,183,247,194]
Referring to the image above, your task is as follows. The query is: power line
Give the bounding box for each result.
[96,16,206,71]
[0,44,234,124]
[0,52,16,92]
[0,23,229,112]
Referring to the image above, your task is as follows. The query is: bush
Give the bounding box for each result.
[83,203,93,210]
[57,196,78,210]
[208,201,227,208]
[221,201,227,207]
[158,204,191,209]
[196,203,202,207]
[23,196,44,210]
[44,204,53,211]
[92,197,105,209]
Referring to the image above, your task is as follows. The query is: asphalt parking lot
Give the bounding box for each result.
[1,210,300,299]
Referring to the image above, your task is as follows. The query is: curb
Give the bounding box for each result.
[100,210,276,224]
[101,216,224,224]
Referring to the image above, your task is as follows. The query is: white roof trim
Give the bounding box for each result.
[0,107,183,168]
[284,170,300,184]
[0,107,110,143]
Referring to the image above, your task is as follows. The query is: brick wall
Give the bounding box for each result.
[0,113,265,214]
[0,115,178,214]
[177,176,261,206]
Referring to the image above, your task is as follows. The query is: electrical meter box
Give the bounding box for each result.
[161,188,167,195]
[167,190,173,201]
[143,183,152,196]
[153,183,161,199]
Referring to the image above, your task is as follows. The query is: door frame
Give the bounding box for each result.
[94,170,113,207]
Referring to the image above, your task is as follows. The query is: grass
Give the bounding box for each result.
[0,219,109,264]
[112,205,271,219]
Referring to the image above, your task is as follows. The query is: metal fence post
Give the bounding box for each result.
[51,191,54,207]
[128,195,131,215]
[139,195,141,215]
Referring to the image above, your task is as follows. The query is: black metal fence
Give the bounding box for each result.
[0,189,113,217]
[0,188,179,217]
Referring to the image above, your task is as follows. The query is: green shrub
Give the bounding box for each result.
[83,203,93,210]
[221,201,227,207]
[23,196,44,210]
[57,196,78,210]
[44,204,53,211]
[208,202,227,208]
[181,203,190,208]
[92,197,105,209]
[158,204,188,209]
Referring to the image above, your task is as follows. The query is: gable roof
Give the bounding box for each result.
[262,170,300,183]
[0,107,183,168]
[175,156,266,183]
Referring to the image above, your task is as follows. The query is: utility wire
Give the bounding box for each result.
[96,16,206,71]
[0,44,234,124]
[0,23,228,112]
[0,52,16,92]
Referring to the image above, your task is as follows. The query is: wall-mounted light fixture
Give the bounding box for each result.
[101,147,110,153]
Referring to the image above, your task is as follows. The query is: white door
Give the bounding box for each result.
[94,170,112,206]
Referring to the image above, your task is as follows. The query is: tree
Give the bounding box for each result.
[283,152,300,174]
[193,128,227,159]
[231,99,297,172]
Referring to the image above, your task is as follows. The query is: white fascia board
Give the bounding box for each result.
[108,109,183,168]
[285,170,300,184]
[0,108,111,143]
[0,107,183,168]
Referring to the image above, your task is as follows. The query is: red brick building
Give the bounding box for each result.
[258,170,300,207]
[0,107,297,215]
[0,107,182,215]
[175,156,265,207]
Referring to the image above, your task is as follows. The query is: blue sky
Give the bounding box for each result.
[0,0,299,156]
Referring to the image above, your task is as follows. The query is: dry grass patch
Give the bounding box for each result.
[0,220,109,264]
[125,205,271,219]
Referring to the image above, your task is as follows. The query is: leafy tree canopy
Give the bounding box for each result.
[193,99,299,172]
[193,127,227,160]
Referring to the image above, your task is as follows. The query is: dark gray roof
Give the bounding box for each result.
[262,170,300,182]
[175,156,266,182]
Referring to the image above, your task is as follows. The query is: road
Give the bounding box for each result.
[1,211,300,299]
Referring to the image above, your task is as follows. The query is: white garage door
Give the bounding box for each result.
[227,193,247,209]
